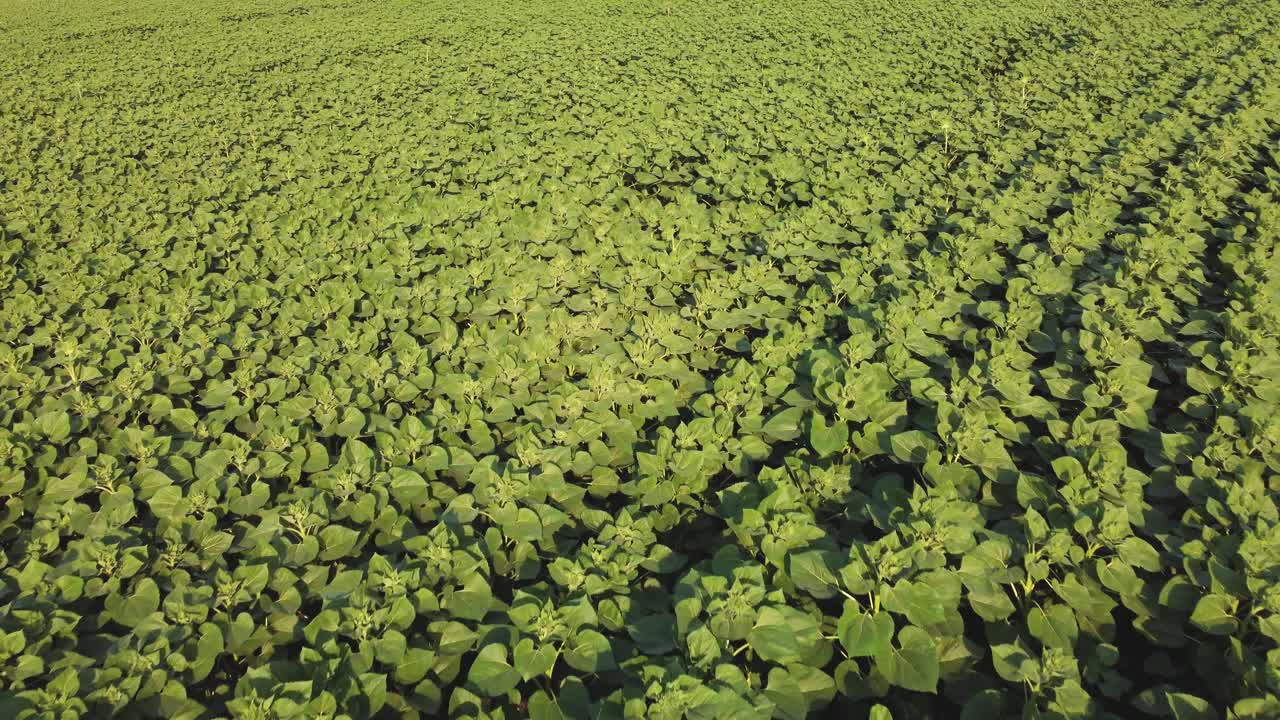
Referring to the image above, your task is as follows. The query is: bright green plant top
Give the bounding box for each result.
[0,0,1278,718]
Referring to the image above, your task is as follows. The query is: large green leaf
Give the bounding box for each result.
[563,630,615,672]
[108,578,160,628]
[808,414,848,457]
[749,606,822,664]
[875,626,939,693]
[890,431,938,464]
[838,607,894,658]
[468,644,520,697]
[1028,604,1078,650]
[1189,594,1237,636]
[762,407,807,442]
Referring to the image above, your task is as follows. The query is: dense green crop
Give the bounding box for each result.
[1,0,1279,717]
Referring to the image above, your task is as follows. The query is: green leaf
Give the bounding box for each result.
[227,612,256,654]
[960,690,1005,720]
[393,648,434,685]
[749,606,822,664]
[882,581,946,627]
[966,580,1015,622]
[467,644,520,697]
[195,449,231,483]
[564,629,615,672]
[765,667,811,720]
[1185,367,1221,394]
[360,673,387,715]
[42,474,87,504]
[1166,693,1216,720]
[134,468,174,500]
[528,690,566,720]
[373,630,407,665]
[191,624,223,682]
[1189,594,1237,636]
[787,664,836,707]
[1,630,25,655]
[1028,604,1078,650]
[869,705,894,720]
[514,638,557,680]
[809,414,848,457]
[47,668,79,697]
[388,469,429,506]
[435,622,477,655]
[1134,686,1217,720]
[788,550,840,599]
[200,531,234,558]
[303,442,330,473]
[762,407,806,442]
[838,607,893,657]
[319,525,361,560]
[510,507,543,543]
[200,380,236,407]
[875,625,939,693]
[626,614,676,655]
[110,578,160,627]
[685,625,721,667]
[148,485,184,519]
[1159,576,1201,612]
[336,407,366,437]
[890,430,938,464]
[170,408,200,433]
[1050,455,1085,483]
[1097,558,1142,597]
[450,574,494,622]
[39,411,71,443]
[1116,537,1161,572]
[991,642,1038,684]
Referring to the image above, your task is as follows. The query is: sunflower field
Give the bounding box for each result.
[1,0,1278,718]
